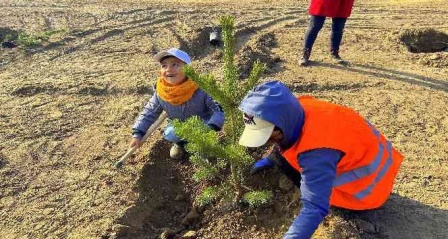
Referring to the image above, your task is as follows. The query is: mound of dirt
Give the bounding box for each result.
[399,28,448,53]
[236,32,281,79]
[111,140,379,239]
[110,140,193,239]
[415,52,448,68]
[185,26,222,59]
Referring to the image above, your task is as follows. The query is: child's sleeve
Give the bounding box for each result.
[132,93,163,138]
[204,94,225,130]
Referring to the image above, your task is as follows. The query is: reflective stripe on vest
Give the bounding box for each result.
[333,121,393,200]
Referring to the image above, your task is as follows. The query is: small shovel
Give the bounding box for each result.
[115,112,168,168]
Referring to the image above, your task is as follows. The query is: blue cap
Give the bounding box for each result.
[153,48,192,64]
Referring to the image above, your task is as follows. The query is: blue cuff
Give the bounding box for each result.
[207,123,221,131]
[132,130,144,139]
[250,157,275,174]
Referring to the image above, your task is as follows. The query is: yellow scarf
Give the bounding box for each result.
[156,77,199,105]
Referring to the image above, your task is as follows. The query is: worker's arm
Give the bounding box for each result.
[283,148,343,239]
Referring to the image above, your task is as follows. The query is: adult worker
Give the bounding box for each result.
[238,81,403,238]
[300,0,355,66]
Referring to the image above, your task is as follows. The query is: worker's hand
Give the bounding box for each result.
[129,138,142,149]
[250,157,275,175]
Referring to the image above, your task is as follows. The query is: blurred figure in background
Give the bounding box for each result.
[300,0,355,66]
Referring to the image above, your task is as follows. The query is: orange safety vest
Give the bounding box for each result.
[283,96,404,210]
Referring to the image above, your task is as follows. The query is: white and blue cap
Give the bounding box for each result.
[239,113,275,147]
[153,48,192,65]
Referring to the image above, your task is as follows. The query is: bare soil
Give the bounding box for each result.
[1,0,447,238]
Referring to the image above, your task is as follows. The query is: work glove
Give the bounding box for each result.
[250,157,276,175]
[268,146,302,188]
[255,146,302,188]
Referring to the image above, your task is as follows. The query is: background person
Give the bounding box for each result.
[300,0,355,66]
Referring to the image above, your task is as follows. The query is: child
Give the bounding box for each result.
[130,48,225,159]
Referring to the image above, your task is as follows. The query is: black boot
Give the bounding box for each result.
[299,48,311,66]
[330,49,346,64]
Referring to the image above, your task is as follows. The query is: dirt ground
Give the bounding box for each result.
[1,0,447,238]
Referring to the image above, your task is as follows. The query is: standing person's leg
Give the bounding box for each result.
[300,15,326,66]
[330,17,347,63]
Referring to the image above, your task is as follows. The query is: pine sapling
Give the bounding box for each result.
[173,15,272,206]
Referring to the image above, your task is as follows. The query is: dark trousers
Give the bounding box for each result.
[303,15,347,52]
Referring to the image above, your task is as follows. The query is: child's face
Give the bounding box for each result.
[159,57,187,85]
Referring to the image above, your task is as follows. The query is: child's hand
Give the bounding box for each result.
[129,138,142,149]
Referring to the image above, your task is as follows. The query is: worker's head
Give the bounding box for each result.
[239,113,283,147]
[238,81,304,149]
[154,48,191,85]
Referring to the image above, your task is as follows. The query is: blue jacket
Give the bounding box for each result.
[239,81,343,238]
[133,87,225,138]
